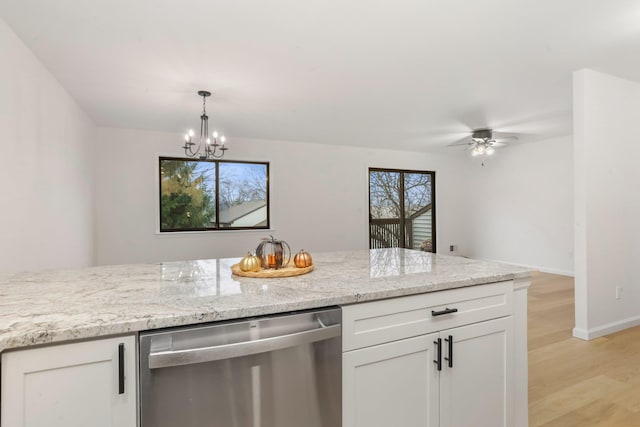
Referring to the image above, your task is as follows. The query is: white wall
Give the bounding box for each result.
[465,136,574,275]
[94,127,471,265]
[573,69,640,339]
[0,12,575,274]
[0,17,95,272]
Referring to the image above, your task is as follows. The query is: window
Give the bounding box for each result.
[159,157,269,232]
[369,168,435,252]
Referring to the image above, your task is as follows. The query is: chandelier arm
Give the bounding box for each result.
[186,134,202,157]
[192,137,202,157]
[204,115,209,147]
[209,149,225,159]
[184,144,197,157]
[200,115,205,145]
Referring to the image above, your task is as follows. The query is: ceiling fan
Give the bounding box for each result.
[449,129,519,164]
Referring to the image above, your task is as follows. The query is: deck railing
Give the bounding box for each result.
[369,219,413,249]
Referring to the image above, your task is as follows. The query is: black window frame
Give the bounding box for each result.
[368,167,436,252]
[159,156,270,232]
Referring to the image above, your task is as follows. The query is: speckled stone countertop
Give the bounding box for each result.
[0,249,531,352]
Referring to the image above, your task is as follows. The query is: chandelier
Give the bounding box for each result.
[182,90,228,159]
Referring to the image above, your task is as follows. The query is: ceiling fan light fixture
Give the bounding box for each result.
[449,128,517,164]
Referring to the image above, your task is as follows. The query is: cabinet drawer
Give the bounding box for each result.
[342,281,513,351]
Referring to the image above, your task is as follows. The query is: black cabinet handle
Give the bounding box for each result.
[431,308,458,317]
[433,338,442,371]
[118,343,125,395]
[444,335,453,368]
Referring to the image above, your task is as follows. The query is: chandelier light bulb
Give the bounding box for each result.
[486,147,495,155]
[213,131,218,139]
[221,135,226,144]
[471,150,479,157]
[206,137,211,145]
[184,133,190,142]
[476,145,486,154]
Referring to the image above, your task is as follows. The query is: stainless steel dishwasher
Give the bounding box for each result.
[139,307,341,427]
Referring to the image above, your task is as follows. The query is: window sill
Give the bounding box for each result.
[155,228,276,236]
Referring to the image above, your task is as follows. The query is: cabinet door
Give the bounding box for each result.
[343,333,439,427]
[1,335,136,427]
[439,317,513,427]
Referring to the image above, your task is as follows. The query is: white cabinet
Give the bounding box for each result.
[439,317,513,427]
[1,335,137,427]
[343,333,440,427]
[342,282,521,427]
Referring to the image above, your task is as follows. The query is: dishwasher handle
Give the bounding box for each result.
[149,323,341,369]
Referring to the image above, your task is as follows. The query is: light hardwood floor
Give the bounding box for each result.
[528,272,640,426]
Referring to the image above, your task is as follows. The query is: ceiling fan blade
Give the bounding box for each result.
[444,128,522,150]
[448,140,473,147]
[491,132,519,141]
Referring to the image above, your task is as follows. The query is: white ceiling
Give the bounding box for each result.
[1,0,640,150]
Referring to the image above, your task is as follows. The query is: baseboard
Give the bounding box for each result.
[468,256,574,277]
[572,327,589,340]
[572,316,640,340]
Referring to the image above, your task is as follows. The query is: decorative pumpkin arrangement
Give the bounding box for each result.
[293,250,313,268]
[239,253,262,272]
[232,237,314,278]
[255,235,291,269]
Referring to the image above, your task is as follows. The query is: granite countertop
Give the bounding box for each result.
[0,249,532,352]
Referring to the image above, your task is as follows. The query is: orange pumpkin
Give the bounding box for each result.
[293,250,313,268]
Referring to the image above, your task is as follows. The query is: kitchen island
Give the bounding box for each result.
[0,248,532,427]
